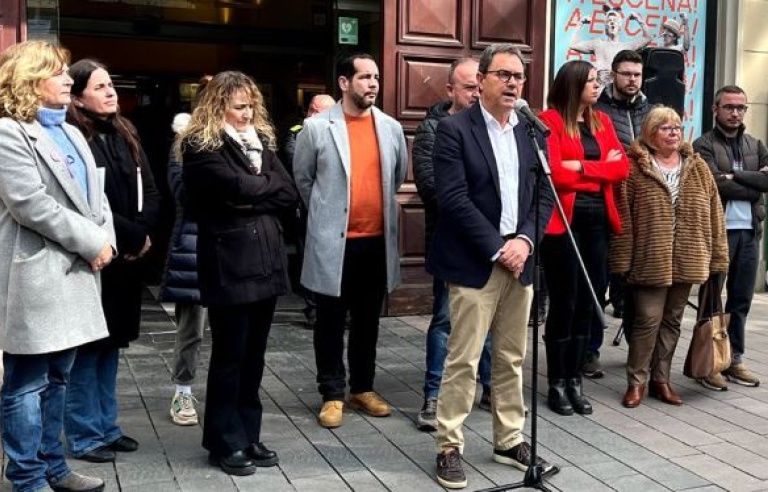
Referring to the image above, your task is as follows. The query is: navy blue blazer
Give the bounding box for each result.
[427,102,555,288]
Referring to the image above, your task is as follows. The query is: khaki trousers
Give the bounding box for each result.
[436,263,533,453]
[627,283,692,386]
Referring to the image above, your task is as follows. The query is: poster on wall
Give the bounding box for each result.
[553,0,708,141]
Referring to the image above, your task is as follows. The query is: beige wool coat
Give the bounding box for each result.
[610,141,729,287]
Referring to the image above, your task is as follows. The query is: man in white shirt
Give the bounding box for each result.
[428,43,556,489]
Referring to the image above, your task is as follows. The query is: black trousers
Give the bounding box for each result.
[203,297,276,456]
[542,200,610,376]
[314,236,387,401]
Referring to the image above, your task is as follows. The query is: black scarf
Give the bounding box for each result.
[84,112,141,218]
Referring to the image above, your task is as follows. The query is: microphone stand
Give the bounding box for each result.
[478,118,605,492]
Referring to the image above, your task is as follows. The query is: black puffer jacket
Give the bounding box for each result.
[413,100,452,260]
[693,124,768,236]
[159,144,200,302]
[594,84,651,151]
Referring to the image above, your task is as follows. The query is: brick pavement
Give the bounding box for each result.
[4,291,768,491]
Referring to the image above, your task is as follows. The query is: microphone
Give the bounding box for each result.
[513,99,551,137]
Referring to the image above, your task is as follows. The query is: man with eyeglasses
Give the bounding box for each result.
[412,57,498,432]
[694,85,768,391]
[429,43,557,489]
[587,49,652,376]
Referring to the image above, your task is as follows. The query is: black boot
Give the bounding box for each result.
[545,337,574,416]
[565,377,593,415]
[548,379,574,416]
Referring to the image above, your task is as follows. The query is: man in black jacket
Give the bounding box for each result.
[594,49,651,152]
[412,57,485,432]
[694,85,768,391]
[587,49,651,379]
[281,94,334,328]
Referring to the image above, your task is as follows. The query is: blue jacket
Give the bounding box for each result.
[428,103,554,288]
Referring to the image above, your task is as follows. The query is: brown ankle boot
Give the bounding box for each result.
[622,384,645,408]
[649,381,682,405]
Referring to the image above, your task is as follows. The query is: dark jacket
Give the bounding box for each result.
[428,103,554,288]
[593,84,651,151]
[159,127,200,303]
[412,100,452,260]
[693,124,768,235]
[82,117,161,347]
[183,134,298,306]
[281,123,302,175]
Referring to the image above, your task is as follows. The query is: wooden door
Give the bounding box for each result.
[0,0,24,52]
[381,0,546,315]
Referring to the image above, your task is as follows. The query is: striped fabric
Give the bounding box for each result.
[609,142,729,287]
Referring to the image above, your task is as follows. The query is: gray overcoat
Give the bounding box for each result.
[293,103,408,297]
[0,117,115,354]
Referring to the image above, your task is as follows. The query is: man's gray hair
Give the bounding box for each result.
[478,44,525,74]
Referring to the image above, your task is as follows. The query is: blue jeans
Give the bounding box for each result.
[724,229,757,364]
[64,345,122,456]
[2,349,76,492]
[424,279,492,399]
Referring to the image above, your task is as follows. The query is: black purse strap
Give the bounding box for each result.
[697,275,725,322]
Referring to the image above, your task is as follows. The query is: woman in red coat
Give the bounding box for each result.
[539,60,629,416]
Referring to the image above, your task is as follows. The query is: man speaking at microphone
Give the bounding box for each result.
[429,43,557,489]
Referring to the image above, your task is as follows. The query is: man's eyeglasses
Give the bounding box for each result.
[615,71,642,79]
[718,104,748,114]
[485,70,526,84]
[658,125,683,134]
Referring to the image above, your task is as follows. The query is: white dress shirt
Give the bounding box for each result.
[480,103,521,236]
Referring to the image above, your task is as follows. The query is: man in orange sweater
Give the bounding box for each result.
[293,53,408,429]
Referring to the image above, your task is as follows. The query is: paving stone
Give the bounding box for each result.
[76,292,768,491]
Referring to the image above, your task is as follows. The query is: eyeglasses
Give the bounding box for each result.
[658,125,683,134]
[718,104,748,114]
[615,71,642,79]
[485,70,526,84]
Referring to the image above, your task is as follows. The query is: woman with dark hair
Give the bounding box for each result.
[65,59,161,463]
[0,41,114,492]
[538,60,629,416]
[179,71,297,476]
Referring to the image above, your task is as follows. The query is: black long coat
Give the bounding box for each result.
[182,134,298,306]
[87,123,161,347]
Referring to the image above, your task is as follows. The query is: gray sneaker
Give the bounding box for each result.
[436,448,467,489]
[50,472,105,492]
[417,396,437,431]
[493,442,560,477]
[582,352,604,379]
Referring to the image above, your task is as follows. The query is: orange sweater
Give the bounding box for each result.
[345,113,383,237]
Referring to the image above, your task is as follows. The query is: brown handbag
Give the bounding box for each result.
[683,278,731,379]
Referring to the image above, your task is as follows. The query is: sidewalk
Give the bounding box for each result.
[4,291,768,491]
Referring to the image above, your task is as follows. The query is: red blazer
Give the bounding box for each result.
[539,109,629,235]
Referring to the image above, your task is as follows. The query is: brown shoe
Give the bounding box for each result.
[622,384,645,408]
[348,391,391,417]
[318,400,344,428]
[649,381,682,405]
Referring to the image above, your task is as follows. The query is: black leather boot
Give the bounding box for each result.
[565,377,593,415]
[548,379,574,416]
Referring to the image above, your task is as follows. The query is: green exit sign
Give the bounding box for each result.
[338,17,359,45]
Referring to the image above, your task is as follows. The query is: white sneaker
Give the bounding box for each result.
[170,391,198,426]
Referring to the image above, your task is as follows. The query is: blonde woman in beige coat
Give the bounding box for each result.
[611,106,728,408]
